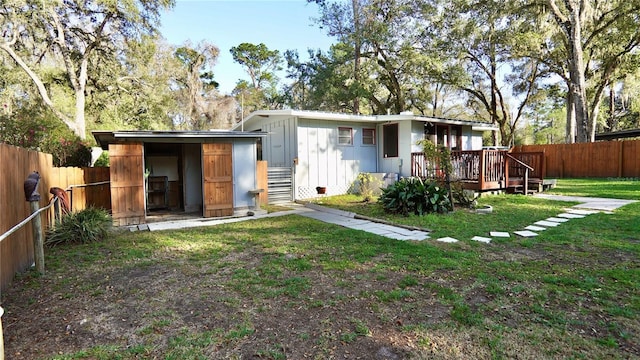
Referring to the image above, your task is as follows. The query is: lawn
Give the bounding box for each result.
[2,178,638,359]
[546,177,640,200]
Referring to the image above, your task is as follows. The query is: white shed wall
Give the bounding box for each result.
[231,139,258,209]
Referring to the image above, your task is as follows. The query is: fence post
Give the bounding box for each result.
[0,306,4,360]
[24,171,45,274]
[29,201,45,274]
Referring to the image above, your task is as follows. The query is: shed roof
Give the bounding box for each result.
[232,110,497,132]
[93,130,267,150]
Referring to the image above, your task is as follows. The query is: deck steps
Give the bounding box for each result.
[507,177,544,195]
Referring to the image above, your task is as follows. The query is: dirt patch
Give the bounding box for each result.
[2,222,638,359]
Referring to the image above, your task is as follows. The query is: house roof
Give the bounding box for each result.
[232,109,498,132]
[93,130,267,150]
[595,129,640,141]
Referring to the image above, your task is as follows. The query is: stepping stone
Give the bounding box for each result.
[471,236,492,243]
[490,231,510,238]
[534,220,561,227]
[567,209,599,215]
[557,213,585,219]
[525,225,547,231]
[546,217,569,223]
[436,237,459,243]
[514,230,538,237]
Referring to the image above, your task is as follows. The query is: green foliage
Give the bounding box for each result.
[378,177,451,216]
[417,139,452,177]
[45,208,112,247]
[451,181,478,209]
[94,151,110,167]
[49,137,92,167]
[355,172,381,201]
[0,107,91,166]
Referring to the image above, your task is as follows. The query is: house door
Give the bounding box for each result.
[109,143,145,226]
[202,143,233,217]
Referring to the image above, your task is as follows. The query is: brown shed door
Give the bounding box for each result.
[109,143,145,226]
[202,143,233,217]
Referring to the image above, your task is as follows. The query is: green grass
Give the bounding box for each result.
[548,177,640,200]
[5,178,639,359]
[314,193,580,240]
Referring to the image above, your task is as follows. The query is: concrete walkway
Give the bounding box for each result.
[300,203,430,241]
[142,202,430,241]
[533,193,637,212]
[138,194,635,243]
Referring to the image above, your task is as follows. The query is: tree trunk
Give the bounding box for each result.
[352,0,361,115]
[567,5,590,143]
[566,87,576,143]
[0,43,79,136]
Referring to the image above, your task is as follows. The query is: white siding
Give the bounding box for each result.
[471,130,484,149]
[378,121,413,177]
[462,127,474,150]
[411,121,426,153]
[296,119,377,199]
[242,116,296,167]
[232,139,258,209]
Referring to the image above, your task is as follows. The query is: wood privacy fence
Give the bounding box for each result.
[0,142,110,295]
[512,139,640,178]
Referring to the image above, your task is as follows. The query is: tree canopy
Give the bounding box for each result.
[3,0,640,145]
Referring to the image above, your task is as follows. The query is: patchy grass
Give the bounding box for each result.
[2,178,639,359]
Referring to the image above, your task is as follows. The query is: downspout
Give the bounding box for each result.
[293,115,299,201]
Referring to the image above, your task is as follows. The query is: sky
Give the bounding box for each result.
[159,0,337,94]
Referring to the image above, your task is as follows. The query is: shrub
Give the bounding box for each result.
[93,151,110,167]
[49,137,92,167]
[45,207,112,247]
[355,173,381,202]
[0,107,91,166]
[378,177,451,216]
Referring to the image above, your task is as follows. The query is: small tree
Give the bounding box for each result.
[416,139,455,209]
[356,172,381,202]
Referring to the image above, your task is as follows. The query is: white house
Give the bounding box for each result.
[233,110,496,201]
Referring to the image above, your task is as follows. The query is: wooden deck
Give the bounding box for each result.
[411,150,546,193]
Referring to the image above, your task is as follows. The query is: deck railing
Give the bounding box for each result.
[411,150,544,191]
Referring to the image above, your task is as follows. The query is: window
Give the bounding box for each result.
[338,127,353,145]
[362,128,376,145]
[383,123,398,157]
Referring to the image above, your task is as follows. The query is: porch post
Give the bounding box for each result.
[478,150,486,190]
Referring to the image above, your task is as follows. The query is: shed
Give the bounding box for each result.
[93,130,266,226]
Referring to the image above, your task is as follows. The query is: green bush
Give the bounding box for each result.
[0,106,92,166]
[45,207,112,247]
[93,151,110,167]
[378,177,451,216]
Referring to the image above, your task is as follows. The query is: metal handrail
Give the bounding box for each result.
[0,197,58,244]
[66,180,110,189]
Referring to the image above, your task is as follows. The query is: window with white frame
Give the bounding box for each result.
[362,128,376,145]
[338,127,353,145]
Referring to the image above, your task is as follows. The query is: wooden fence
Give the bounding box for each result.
[0,142,110,295]
[512,139,640,178]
